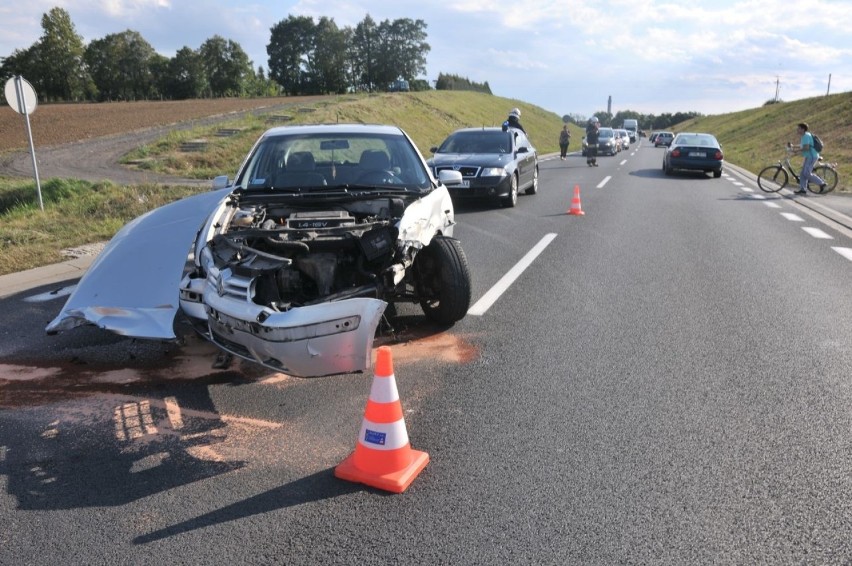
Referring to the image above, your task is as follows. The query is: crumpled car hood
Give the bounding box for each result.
[46,188,232,339]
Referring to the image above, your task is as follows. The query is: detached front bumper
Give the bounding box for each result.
[186,282,386,377]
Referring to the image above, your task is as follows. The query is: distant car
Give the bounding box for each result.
[47,123,473,377]
[616,129,631,150]
[582,127,619,156]
[654,132,674,147]
[427,127,538,208]
[662,132,724,178]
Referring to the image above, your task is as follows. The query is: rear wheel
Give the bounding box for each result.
[414,236,472,324]
[809,165,838,194]
[757,165,787,192]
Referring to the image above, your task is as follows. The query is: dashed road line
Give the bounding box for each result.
[468,233,557,316]
[781,212,804,222]
[597,176,612,189]
[832,247,852,262]
[802,227,833,239]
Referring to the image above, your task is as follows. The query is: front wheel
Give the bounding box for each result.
[757,165,787,192]
[809,165,838,194]
[501,173,518,207]
[414,236,472,324]
[525,165,539,195]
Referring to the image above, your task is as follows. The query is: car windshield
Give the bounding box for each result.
[599,129,613,138]
[438,131,511,154]
[235,132,432,192]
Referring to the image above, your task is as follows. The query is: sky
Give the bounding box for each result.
[2,0,851,118]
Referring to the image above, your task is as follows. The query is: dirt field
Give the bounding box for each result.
[0,96,329,153]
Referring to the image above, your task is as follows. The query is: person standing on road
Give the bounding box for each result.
[559,124,571,160]
[502,108,526,133]
[789,122,826,195]
[585,117,600,167]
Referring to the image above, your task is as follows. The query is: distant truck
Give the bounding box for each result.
[622,119,639,141]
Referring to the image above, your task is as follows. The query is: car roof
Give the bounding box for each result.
[261,123,407,137]
[449,127,508,134]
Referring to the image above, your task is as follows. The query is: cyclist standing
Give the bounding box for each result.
[789,122,826,195]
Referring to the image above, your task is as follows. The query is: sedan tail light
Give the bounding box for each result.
[714,150,723,160]
[671,149,681,158]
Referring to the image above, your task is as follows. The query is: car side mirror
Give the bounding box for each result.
[212,175,229,190]
[516,147,528,154]
[438,170,463,186]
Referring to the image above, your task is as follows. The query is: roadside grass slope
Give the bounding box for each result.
[676,91,851,193]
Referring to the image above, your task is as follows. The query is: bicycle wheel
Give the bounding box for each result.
[809,165,838,194]
[757,165,787,192]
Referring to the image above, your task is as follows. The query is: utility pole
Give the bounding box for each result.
[774,76,780,103]
[827,74,832,96]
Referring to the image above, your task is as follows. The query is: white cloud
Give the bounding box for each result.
[1,0,850,116]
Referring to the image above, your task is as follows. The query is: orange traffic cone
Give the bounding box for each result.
[567,185,585,216]
[334,346,429,493]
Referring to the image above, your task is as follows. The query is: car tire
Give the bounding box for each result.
[525,165,539,195]
[664,162,672,175]
[713,169,722,178]
[414,236,472,324]
[501,173,518,207]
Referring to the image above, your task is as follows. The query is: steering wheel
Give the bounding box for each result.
[355,170,403,185]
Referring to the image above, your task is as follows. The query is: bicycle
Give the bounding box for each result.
[757,147,839,194]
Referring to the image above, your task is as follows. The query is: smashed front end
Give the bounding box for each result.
[179,190,447,377]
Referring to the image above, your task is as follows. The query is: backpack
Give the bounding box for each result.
[812,133,824,153]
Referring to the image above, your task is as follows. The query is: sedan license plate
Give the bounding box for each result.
[688,151,706,157]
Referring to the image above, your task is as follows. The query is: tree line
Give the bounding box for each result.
[0,8,432,103]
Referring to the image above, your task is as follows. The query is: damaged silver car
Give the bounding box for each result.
[47,124,473,377]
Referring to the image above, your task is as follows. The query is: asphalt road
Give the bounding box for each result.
[3,140,852,564]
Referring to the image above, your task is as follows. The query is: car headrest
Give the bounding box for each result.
[359,149,390,170]
[287,151,316,171]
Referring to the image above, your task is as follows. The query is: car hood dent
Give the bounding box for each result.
[397,185,455,244]
[46,188,232,339]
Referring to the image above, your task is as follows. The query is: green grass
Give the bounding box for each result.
[2,90,850,276]
[0,177,203,275]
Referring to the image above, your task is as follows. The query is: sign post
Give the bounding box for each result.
[4,75,43,211]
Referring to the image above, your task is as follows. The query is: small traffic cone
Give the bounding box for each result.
[567,185,585,216]
[334,346,429,493]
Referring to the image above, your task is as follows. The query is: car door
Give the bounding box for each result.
[512,131,535,187]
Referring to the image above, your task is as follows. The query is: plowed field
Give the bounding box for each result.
[0,96,328,153]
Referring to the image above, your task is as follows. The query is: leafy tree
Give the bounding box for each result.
[350,15,379,92]
[307,17,347,94]
[435,73,491,94]
[31,8,93,101]
[164,46,207,99]
[267,15,315,95]
[376,18,429,89]
[85,30,158,101]
[199,35,253,97]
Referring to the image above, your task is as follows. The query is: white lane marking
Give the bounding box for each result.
[781,212,804,222]
[619,159,627,166]
[741,187,754,192]
[468,233,557,316]
[597,176,612,189]
[732,181,744,186]
[833,247,852,261]
[750,194,766,200]
[765,202,782,208]
[802,227,833,239]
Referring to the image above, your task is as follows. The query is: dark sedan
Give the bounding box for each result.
[662,132,724,178]
[427,127,538,207]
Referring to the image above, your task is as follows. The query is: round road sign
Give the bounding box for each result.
[4,76,38,115]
